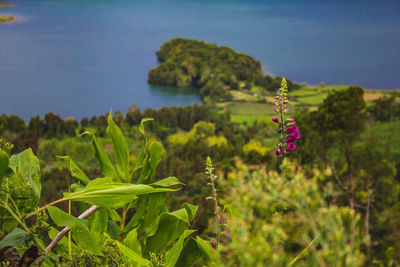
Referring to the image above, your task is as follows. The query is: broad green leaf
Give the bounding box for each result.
[138,142,163,184]
[196,236,217,262]
[107,113,130,182]
[124,228,142,267]
[146,209,190,253]
[0,228,28,249]
[151,177,184,188]
[124,228,141,254]
[107,220,120,240]
[59,156,90,185]
[122,197,149,236]
[134,118,153,172]
[87,177,114,187]
[0,150,9,178]
[170,208,190,224]
[165,230,196,267]
[183,203,198,223]
[88,132,118,180]
[48,206,102,255]
[175,237,203,267]
[116,241,151,266]
[9,148,41,212]
[90,208,107,245]
[64,183,175,209]
[106,209,121,222]
[138,193,167,236]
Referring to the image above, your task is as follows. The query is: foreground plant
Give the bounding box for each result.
[0,115,216,266]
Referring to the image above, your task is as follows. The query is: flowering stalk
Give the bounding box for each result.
[205,156,220,249]
[272,78,300,160]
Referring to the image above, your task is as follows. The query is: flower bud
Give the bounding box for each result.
[272,116,279,123]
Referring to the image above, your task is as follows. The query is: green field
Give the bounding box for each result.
[225,85,399,123]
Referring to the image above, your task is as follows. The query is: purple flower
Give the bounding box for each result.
[273,106,278,112]
[272,116,279,123]
[289,132,301,139]
[286,136,296,143]
[210,241,216,249]
[286,125,299,133]
[275,147,283,157]
[286,143,296,152]
[224,232,232,239]
[218,215,222,224]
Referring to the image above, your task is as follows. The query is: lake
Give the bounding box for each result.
[1,0,399,120]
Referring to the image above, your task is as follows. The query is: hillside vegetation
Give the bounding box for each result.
[148,38,300,102]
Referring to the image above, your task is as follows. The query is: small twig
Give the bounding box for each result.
[46,205,99,252]
[330,162,348,190]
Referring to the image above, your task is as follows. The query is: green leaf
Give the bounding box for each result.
[64,183,175,209]
[151,177,184,188]
[47,206,102,255]
[88,132,119,181]
[196,236,217,262]
[9,148,41,212]
[138,142,163,184]
[106,209,121,222]
[107,113,131,182]
[90,208,107,245]
[0,150,9,178]
[175,237,203,267]
[183,203,198,223]
[165,230,196,267]
[59,156,90,185]
[0,228,28,249]
[122,197,149,236]
[116,241,151,266]
[123,228,142,267]
[137,193,167,236]
[124,228,141,254]
[146,209,190,254]
[134,118,153,172]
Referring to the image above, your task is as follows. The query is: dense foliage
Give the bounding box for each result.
[148,38,300,102]
[1,84,399,265]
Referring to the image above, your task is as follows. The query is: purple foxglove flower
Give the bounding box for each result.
[286,143,296,152]
[272,116,279,123]
[275,147,283,157]
[224,232,232,239]
[286,136,296,143]
[218,215,222,223]
[210,241,216,249]
[286,125,299,133]
[273,106,278,112]
[289,132,300,139]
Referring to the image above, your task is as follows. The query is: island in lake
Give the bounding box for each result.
[0,15,14,23]
[0,3,14,23]
[148,38,300,103]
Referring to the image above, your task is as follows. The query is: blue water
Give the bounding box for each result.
[1,0,399,120]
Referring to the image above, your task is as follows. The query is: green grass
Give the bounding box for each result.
[230,114,268,124]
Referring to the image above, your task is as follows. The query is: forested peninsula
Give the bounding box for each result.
[148,38,300,102]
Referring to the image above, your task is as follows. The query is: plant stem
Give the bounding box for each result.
[209,174,219,248]
[46,205,99,252]
[120,207,128,233]
[25,198,66,220]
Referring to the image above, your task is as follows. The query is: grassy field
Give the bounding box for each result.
[225,85,399,124]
